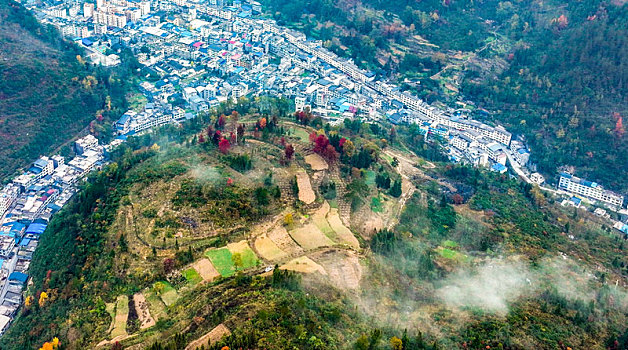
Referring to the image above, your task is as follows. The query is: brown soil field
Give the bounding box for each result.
[280,256,327,274]
[310,250,362,290]
[296,171,316,204]
[304,153,328,171]
[191,258,221,282]
[133,293,156,329]
[267,225,304,256]
[289,223,334,250]
[254,232,288,261]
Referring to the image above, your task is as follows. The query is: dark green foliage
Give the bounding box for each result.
[175,247,194,266]
[375,172,391,189]
[226,153,253,172]
[319,179,337,200]
[426,197,457,236]
[345,179,369,210]
[254,187,270,206]
[389,179,402,198]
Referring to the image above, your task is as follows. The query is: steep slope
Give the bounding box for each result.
[0,0,129,181]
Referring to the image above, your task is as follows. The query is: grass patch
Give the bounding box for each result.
[291,127,311,143]
[439,248,458,259]
[239,247,259,269]
[371,196,383,213]
[442,240,459,248]
[364,170,376,186]
[183,267,203,285]
[328,199,338,209]
[205,247,235,277]
[153,281,179,307]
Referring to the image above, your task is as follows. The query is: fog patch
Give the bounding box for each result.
[437,260,532,314]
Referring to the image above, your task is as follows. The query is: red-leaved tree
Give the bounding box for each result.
[219,138,231,153]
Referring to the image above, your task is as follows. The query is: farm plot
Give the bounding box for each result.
[133,293,156,329]
[183,267,203,285]
[327,208,360,249]
[205,247,235,277]
[191,258,221,282]
[255,232,288,261]
[143,289,167,321]
[227,240,260,269]
[280,256,327,274]
[296,171,316,204]
[311,201,336,241]
[110,295,129,339]
[304,153,328,171]
[267,225,303,256]
[289,223,334,250]
[153,281,179,307]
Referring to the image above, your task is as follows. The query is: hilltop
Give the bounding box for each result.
[1,101,626,349]
[260,0,628,191]
[0,0,133,182]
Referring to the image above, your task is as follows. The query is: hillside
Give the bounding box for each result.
[0,0,132,182]
[260,0,628,192]
[2,101,626,349]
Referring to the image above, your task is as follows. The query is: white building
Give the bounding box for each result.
[558,173,624,209]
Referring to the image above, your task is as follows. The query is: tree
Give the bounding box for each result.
[217,114,226,129]
[390,336,403,350]
[284,213,294,226]
[452,193,464,205]
[38,291,48,307]
[259,117,267,129]
[285,144,295,160]
[219,138,231,154]
[198,133,205,143]
[391,157,399,167]
[390,180,402,198]
[232,252,243,271]
[163,258,175,273]
[342,139,356,157]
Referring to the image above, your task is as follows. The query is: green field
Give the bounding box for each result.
[442,240,459,248]
[237,246,260,269]
[153,281,179,307]
[183,268,203,285]
[371,196,383,213]
[205,247,235,277]
[291,127,311,143]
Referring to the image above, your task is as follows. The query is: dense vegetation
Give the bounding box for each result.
[0,0,138,182]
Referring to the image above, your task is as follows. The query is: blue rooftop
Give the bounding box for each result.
[491,163,507,172]
[8,272,28,284]
[25,223,47,235]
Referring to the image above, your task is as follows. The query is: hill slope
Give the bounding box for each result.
[1,104,625,349]
[0,0,129,181]
[260,0,628,191]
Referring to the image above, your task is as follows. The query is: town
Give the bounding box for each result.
[0,0,626,336]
